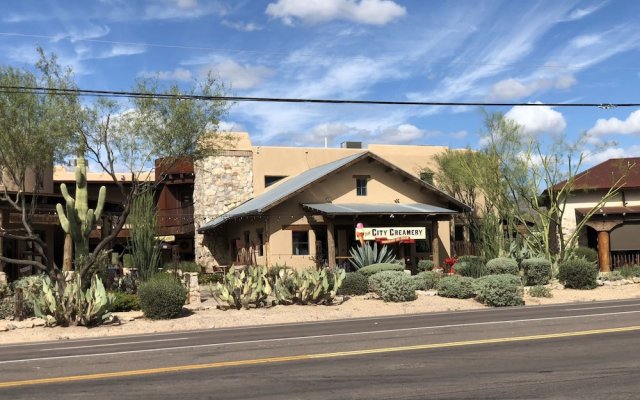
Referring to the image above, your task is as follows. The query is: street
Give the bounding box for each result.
[2,299,640,399]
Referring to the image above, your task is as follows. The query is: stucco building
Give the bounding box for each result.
[194,133,469,271]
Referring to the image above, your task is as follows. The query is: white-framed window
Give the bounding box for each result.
[356,177,368,196]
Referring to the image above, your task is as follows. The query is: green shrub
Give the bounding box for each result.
[473,274,524,307]
[571,247,598,263]
[198,273,223,286]
[413,271,442,290]
[138,274,187,319]
[418,259,435,272]
[558,259,599,289]
[357,263,404,277]
[437,275,476,299]
[368,271,406,293]
[109,291,141,312]
[0,296,15,319]
[616,265,640,279]
[338,272,369,296]
[528,285,552,298]
[485,257,519,276]
[371,272,416,302]
[522,258,552,286]
[456,256,487,278]
[599,271,623,281]
[175,261,201,273]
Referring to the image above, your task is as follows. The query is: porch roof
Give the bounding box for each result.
[302,203,457,215]
[576,205,640,216]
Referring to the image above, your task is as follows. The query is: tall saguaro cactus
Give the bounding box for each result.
[56,147,106,263]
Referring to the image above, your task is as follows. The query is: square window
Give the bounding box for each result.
[356,177,368,196]
[292,231,309,255]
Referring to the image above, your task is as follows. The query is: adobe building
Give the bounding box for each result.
[194,133,470,271]
[560,157,640,271]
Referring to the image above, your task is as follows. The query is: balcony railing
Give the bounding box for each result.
[453,241,478,257]
[157,206,194,235]
[612,251,640,269]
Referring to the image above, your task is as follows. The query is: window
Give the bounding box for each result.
[265,175,287,187]
[292,231,309,255]
[356,177,368,196]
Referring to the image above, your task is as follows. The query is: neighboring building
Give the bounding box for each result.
[560,157,640,271]
[193,133,469,271]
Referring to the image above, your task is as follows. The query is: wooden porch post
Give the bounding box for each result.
[585,220,622,272]
[431,220,440,267]
[327,219,336,269]
[0,210,6,284]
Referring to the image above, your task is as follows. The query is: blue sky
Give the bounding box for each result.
[1,0,640,166]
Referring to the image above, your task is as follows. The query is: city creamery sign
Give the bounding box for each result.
[356,227,426,243]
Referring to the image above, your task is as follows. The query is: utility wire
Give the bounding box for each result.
[0,85,635,108]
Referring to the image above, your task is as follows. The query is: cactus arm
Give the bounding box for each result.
[94,186,106,221]
[59,183,73,203]
[56,203,70,233]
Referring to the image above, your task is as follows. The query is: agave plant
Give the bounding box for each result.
[348,242,396,270]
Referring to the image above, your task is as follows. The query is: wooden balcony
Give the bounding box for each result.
[611,251,640,269]
[157,206,194,236]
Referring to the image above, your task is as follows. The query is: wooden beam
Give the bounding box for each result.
[597,230,611,272]
[327,219,336,269]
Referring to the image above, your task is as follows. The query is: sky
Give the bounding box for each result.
[1,0,640,166]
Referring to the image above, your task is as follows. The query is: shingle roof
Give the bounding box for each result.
[567,157,640,190]
[302,203,457,215]
[197,151,470,232]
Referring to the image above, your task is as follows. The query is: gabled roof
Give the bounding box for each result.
[567,157,640,191]
[302,203,457,215]
[198,151,470,232]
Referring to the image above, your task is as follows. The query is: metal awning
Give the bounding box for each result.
[576,205,640,216]
[302,203,458,215]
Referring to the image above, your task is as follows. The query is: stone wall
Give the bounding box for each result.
[193,151,253,269]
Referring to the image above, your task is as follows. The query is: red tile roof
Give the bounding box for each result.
[569,157,640,190]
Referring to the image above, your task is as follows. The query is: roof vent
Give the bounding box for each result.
[341,141,362,149]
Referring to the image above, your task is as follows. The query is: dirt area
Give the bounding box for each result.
[1,283,640,345]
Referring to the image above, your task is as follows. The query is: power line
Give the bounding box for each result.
[0,85,636,108]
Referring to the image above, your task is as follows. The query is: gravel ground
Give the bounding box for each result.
[1,283,639,345]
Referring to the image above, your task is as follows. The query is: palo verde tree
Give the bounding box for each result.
[0,48,77,286]
[73,75,232,277]
[426,112,632,263]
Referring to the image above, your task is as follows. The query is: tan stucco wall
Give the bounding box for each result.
[562,190,640,239]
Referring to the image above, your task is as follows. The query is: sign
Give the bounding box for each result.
[356,227,426,242]
[155,235,176,242]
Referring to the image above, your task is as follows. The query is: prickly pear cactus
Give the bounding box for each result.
[56,146,106,262]
[214,266,272,309]
[273,267,345,305]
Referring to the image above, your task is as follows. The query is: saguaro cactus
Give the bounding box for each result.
[56,147,106,262]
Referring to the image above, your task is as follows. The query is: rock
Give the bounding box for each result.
[621,279,633,285]
[418,290,437,297]
[32,318,46,327]
[634,277,640,284]
[596,280,605,286]
[5,323,17,330]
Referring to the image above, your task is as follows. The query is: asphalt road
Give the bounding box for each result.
[2,299,640,399]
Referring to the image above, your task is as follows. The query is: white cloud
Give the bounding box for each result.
[588,109,640,136]
[489,75,576,101]
[377,124,425,143]
[98,44,146,58]
[218,121,247,132]
[571,34,601,49]
[505,104,567,136]
[53,24,111,42]
[222,20,262,32]
[583,145,640,165]
[144,0,226,20]
[138,67,193,81]
[565,3,607,21]
[266,0,406,26]
[205,59,274,90]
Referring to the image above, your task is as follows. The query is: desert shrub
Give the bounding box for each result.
[616,265,640,279]
[138,274,187,319]
[0,296,15,319]
[418,259,435,272]
[473,274,524,307]
[357,263,404,277]
[558,259,598,289]
[413,271,442,290]
[522,258,552,286]
[456,256,487,278]
[349,242,396,269]
[338,272,370,296]
[109,291,140,312]
[174,261,201,273]
[114,274,139,294]
[437,275,476,299]
[371,272,416,302]
[198,272,223,286]
[368,271,406,293]
[599,271,623,281]
[571,247,598,263]
[485,257,519,276]
[528,285,552,298]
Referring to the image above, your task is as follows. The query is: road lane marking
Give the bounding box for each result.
[3,309,640,364]
[1,325,639,389]
[38,337,190,351]
[4,298,640,348]
[564,304,640,311]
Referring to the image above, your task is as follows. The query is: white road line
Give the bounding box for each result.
[564,304,640,311]
[2,309,640,365]
[38,337,190,351]
[4,298,640,349]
